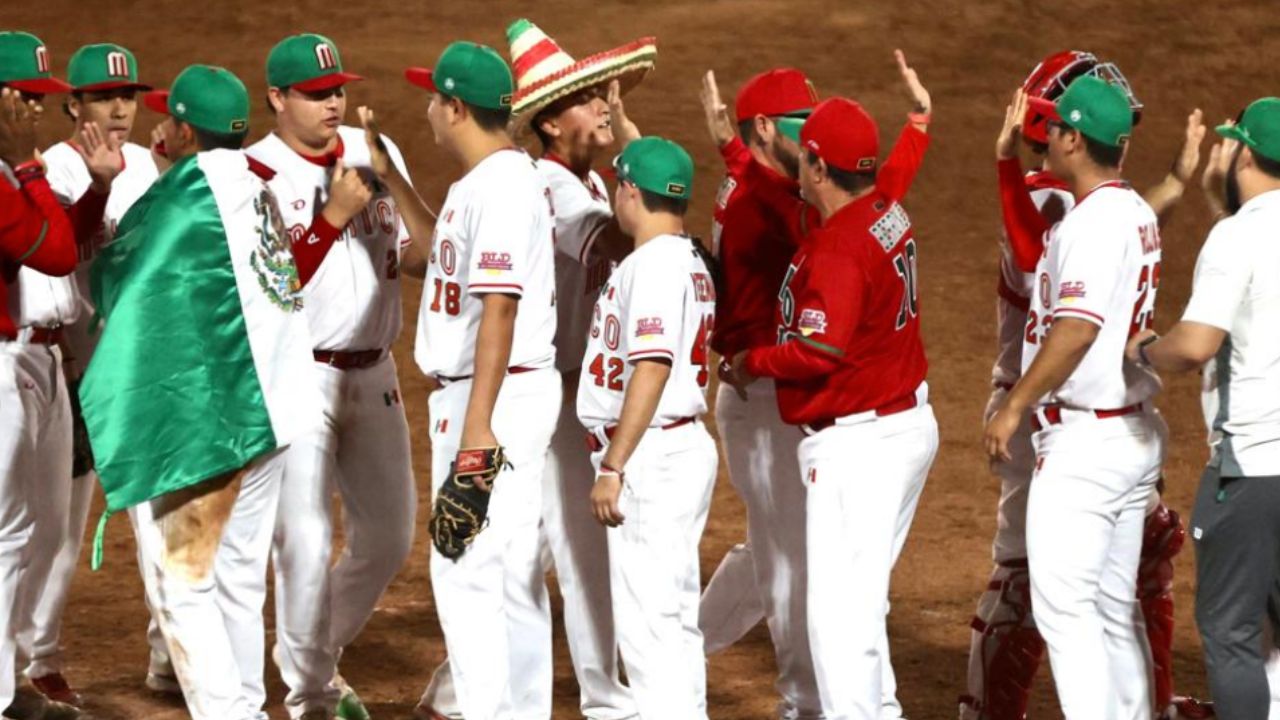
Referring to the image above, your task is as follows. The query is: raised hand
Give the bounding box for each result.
[321,159,372,230]
[607,79,641,146]
[1201,119,1236,217]
[0,88,40,167]
[1171,109,1206,185]
[996,89,1030,161]
[76,121,125,193]
[357,106,393,179]
[895,49,931,115]
[700,70,735,148]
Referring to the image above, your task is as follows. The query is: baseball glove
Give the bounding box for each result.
[429,446,512,561]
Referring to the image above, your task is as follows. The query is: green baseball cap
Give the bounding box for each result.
[143,64,250,135]
[405,41,514,110]
[613,136,694,200]
[1217,98,1280,163]
[776,115,807,143]
[0,31,71,93]
[267,33,363,92]
[1029,75,1133,148]
[67,43,151,92]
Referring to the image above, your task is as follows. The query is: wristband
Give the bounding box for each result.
[908,111,931,126]
[12,160,44,185]
[1136,334,1160,368]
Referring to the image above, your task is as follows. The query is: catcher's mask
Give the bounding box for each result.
[1021,50,1143,146]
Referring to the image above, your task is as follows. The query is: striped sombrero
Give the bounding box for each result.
[506,18,657,135]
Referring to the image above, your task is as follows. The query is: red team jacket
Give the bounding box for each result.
[730,122,930,425]
[1,169,79,338]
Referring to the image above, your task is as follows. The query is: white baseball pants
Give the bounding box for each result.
[426,367,559,720]
[274,354,415,718]
[1026,410,1161,720]
[0,342,70,710]
[594,420,717,720]
[801,402,937,720]
[136,449,284,720]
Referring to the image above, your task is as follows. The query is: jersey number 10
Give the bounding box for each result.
[893,239,919,330]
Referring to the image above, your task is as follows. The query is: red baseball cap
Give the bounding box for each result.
[735,68,818,122]
[799,97,879,172]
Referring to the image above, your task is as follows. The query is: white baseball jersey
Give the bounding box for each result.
[1182,189,1280,476]
[577,234,716,429]
[246,126,412,351]
[414,148,556,378]
[537,157,614,373]
[1022,181,1161,409]
[992,177,1074,386]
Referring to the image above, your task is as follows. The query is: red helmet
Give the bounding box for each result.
[1021,50,1143,145]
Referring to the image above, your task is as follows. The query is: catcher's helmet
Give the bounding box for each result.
[1021,50,1143,145]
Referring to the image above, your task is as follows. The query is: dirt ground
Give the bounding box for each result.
[8,1,1278,717]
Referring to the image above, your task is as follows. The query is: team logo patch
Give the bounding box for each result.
[106,51,129,78]
[798,308,828,336]
[1058,280,1086,303]
[250,190,303,312]
[715,177,737,210]
[383,389,401,407]
[857,157,876,171]
[315,43,337,70]
[666,182,686,196]
[869,202,911,253]
[34,46,49,73]
[635,317,665,337]
[477,251,513,273]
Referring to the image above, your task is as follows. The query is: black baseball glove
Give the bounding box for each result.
[429,446,512,561]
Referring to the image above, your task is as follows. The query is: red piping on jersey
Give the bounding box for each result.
[996,273,1030,312]
[745,337,841,382]
[628,349,674,360]
[290,136,345,168]
[1053,307,1105,324]
[470,282,524,293]
[246,156,277,181]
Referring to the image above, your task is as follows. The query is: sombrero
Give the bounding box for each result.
[506,18,657,135]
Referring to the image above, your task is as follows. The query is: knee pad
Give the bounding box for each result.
[961,562,1045,720]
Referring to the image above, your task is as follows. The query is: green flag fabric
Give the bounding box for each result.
[80,149,319,516]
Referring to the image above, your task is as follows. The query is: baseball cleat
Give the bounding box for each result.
[144,670,183,696]
[411,703,453,720]
[29,673,82,707]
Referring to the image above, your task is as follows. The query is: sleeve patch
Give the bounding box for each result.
[870,202,911,253]
[477,251,514,273]
[1058,280,1086,302]
[635,317,665,337]
[715,176,738,210]
[798,308,828,336]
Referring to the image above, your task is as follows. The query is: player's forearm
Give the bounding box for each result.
[877,121,931,202]
[380,170,436,256]
[65,186,109,257]
[997,158,1050,272]
[1141,321,1226,374]
[462,293,518,444]
[1144,173,1186,228]
[745,338,841,381]
[1004,317,1099,413]
[602,359,671,470]
[1,170,77,276]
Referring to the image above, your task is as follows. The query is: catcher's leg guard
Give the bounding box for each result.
[1139,501,1186,711]
[960,562,1045,720]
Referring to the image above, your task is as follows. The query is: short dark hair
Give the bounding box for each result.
[440,93,511,133]
[186,122,248,151]
[1082,134,1124,169]
[1254,149,1280,180]
[805,150,875,194]
[639,187,688,216]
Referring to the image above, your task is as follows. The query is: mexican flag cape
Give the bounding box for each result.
[80,150,318,544]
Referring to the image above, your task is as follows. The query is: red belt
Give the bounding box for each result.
[5,326,64,345]
[803,393,920,434]
[313,349,384,370]
[436,365,537,385]
[585,416,696,452]
[1031,403,1143,431]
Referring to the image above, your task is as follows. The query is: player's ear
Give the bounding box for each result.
[753,114,772,144]
[537,115,560,140]
[266,87,287,115]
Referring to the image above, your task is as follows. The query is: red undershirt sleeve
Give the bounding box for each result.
[65,187,109,255]
[290,214,343,286]
[745,338,841,379]
[876,122,931,202]
[998,157,1051,272]
[0,174,77,276]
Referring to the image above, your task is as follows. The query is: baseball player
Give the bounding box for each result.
[722,91,939,719]
[0,35,79,715]
[578,135,717,720]
[697,53,930,720]
[362,40,560,720]
[246,33,418,720]
[81,64,323,720]
[1126,98,1280,720]
[15,41,163,708]
[964,51,1212,720]
[983,77,1164,719]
